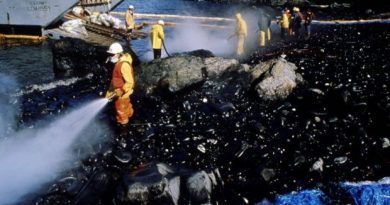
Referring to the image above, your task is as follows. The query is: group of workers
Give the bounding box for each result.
[73,5,165,60]
[279,7,315,39]
[104,5,315,126]
[229,11,270,57]
[125,5,166,59]
[230,6,314,58]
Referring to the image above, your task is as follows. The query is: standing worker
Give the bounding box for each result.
[105,42,135,125]
[150,20,165,59]
[266,12,272,42]
[125,5,135,33]
[234,13,248,57]
[103,0,111,12]
[258,11,272,47]
[304,8,315,39]
[291,7,303,37]
[279,8,290,39]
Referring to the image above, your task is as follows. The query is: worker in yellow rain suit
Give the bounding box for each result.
[280,8,290,39]
[258,11,272,47]
[234,13,248,56]
[105,42,135,125]
[150,20,165,59]
[125,5,135,33]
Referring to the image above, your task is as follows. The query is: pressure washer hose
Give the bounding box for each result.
[162,40,171,57]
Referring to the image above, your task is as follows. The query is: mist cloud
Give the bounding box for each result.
[0,75,109,205]
[139,8,270,60]
[166,21,236,56]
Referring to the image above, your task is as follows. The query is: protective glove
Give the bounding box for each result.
[105,90,114,99]
[114,88,124,97]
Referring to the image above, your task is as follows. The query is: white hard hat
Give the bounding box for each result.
[158,19,165,25]
[128,5,134,10]
[107,42,123,54]
[293,7,300,12]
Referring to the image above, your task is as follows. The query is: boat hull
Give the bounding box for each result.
[0,0,79,27]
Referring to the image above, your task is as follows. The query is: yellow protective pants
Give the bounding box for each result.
[259,31,266,47]
[267,28,271,41]
[259,29,271,47]
[115,97,134,125]
[236,34,245,56]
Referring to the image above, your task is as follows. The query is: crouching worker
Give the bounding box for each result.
[105,42,135,125]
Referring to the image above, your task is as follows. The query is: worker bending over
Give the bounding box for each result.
[105,42,135,125]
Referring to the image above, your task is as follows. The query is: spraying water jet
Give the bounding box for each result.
[0,98,110,205]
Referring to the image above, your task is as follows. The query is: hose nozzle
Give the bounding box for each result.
[107,93,117,102]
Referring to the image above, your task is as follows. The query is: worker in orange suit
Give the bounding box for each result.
[105,42,135,125]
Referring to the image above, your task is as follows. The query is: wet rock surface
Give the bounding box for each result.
[250,58,303,100]
[50,38,139,78]
[17,23,390,204]
[137,53,239,93]
[138,52,301,100]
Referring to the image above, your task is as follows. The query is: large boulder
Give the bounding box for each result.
[137,52,239,93]
[249,58,303,101]
[137,52,302,100]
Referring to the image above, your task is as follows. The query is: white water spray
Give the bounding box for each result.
[166,21,235,56]
[0,97,109,205]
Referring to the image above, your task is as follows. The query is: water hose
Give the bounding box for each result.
[107,93,117,102]
[162,40,171,57]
